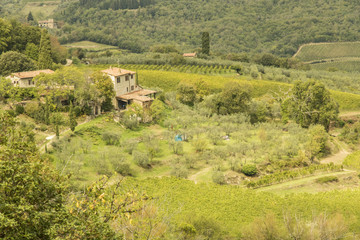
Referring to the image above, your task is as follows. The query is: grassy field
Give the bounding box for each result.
[123,176,360,236]
[21,1,60,19]
[295,42,360,62]
[63,41,120,52]
[294,42,360,72]
[74,65,360,111]
[310,60,360,72]
[134,70,360,112]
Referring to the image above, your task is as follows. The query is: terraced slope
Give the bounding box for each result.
[295,42,360,62]
[294,42,360,72]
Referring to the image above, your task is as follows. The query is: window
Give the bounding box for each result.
[131,85,134,91]
[127,87,129,92]
[131,74,134,79]
[125,76,129,81]
[117,77,120,83]
[28,80,31,85]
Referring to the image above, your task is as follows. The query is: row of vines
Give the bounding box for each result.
[246,163,343,188]
[117,64,233,75]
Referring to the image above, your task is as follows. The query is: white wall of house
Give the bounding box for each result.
[110,74,138,96]
[7,76,35,88]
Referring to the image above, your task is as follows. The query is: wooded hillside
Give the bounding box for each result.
[54,0,360,55]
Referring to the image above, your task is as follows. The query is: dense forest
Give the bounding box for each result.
[79,0,155,10]
[53,0,360,55]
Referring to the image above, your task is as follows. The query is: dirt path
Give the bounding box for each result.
[39,117,91,153]
[257,170,356,193]
[321,138,350,165]
[339,111,360,117]
[188,167,212,184]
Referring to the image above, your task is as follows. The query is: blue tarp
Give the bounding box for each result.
[175,135,183,141]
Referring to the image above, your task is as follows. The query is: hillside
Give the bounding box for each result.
[53,0,360,55]
[294,42,360,72]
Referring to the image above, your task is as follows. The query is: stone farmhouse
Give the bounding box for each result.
[6,67,155,113]
[6,69,54,88]
[101,67,156,110]
[38,19,58,29]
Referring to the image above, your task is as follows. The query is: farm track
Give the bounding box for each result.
[305,57,360,64]
[257,121,358,192]
[188,167,212,184]
[257,170,356,193]
[39,117,91,153]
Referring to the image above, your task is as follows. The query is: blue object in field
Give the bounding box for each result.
[175,135,183,141]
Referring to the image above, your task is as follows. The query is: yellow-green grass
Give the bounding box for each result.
[21,1,60,19]
[63,41,119,52]
[295,42,360,62]
[134,70,360,112]
[124,176,360,235]
[73,66,360,111]
[343,151,360,170]
[257,170,356,195]
[310,60,360,72]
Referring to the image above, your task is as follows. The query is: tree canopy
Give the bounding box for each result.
[0,51,36,76]
[281,80,339,131]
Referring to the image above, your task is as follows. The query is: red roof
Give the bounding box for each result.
[183,53,197,57]
[11,69,54,79]
[101,67,136,77]
[116,89,157,102]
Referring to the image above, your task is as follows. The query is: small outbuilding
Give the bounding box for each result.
[183,53,197,58]
[6,69,54,88]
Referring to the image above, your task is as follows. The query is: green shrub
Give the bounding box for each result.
[193,139,208,152]
[5,109,16,117]
[133,150,150,168]
[39,124,48,131]
[95,161,112,177]
[343,151,360,170]
[111,161,134,176]
[15,104,25,115]
[123,139,138,154]
[171,165,189,178]
[242,164,258,176]
[315,176,339,184]
[212,171,226,185]
[102,131,120,145]
[73,106,82,117]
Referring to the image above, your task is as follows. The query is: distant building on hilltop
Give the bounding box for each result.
[38,19,57,29]
[101,67,156,110]
[7,69,54,88]
[183,53,197,58]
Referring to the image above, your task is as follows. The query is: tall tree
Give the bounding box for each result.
[0,18,11,54]
[91,71,115,112]
[38,30,53,69]
[201,32,210,55]
[69,101,78,132]
[0,112,67,239]
[0,51,36,76]
[27,11,34,22]
[281,80,339,131]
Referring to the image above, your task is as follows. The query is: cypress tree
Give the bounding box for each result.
[69,101,78,132]
[27,12,34,22]
[56,124,59,139]
[201,32,210,55]
[38,30,53,69]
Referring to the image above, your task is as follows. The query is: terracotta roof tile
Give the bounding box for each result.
[11,69,54,79]
[116,89,157,102]
[183,53,197,57]
[101,67,136,77]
